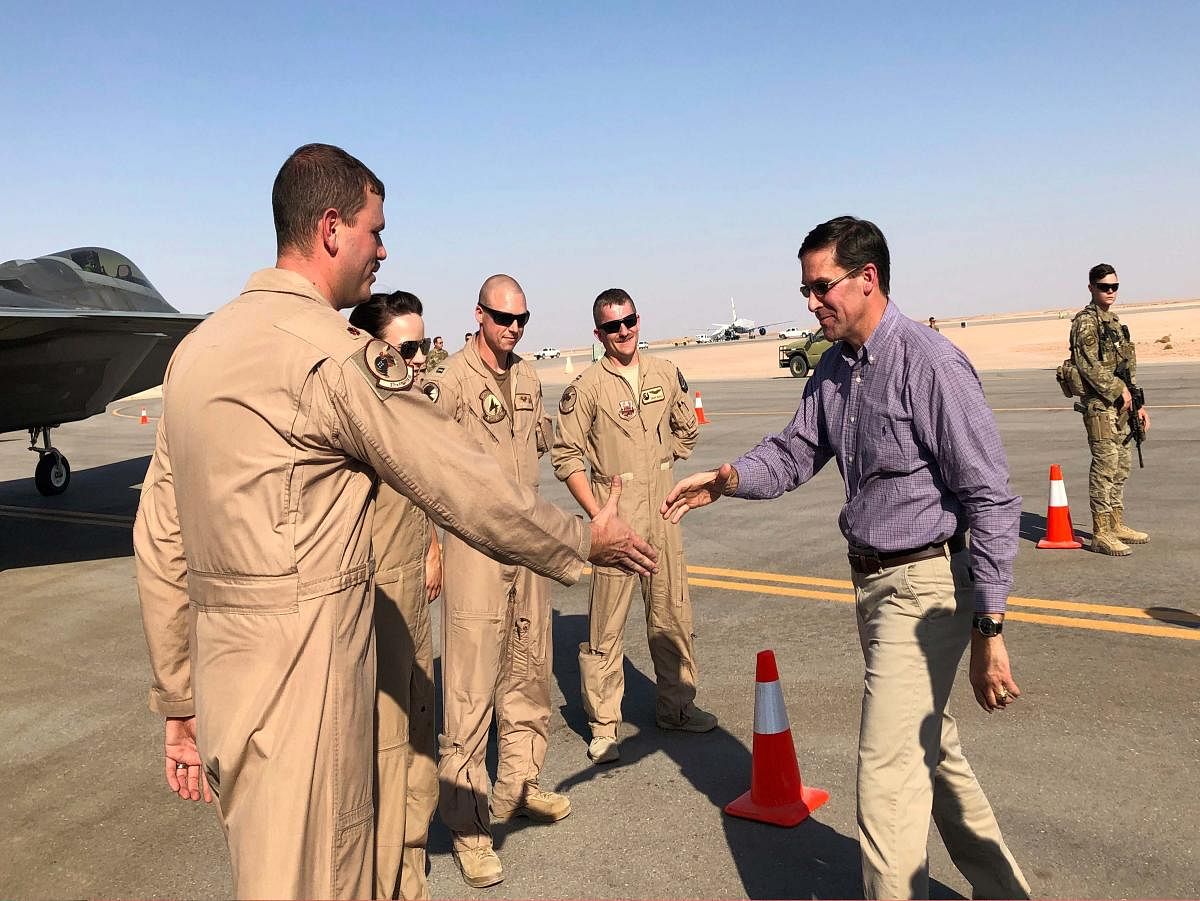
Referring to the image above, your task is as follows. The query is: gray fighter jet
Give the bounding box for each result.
[0,247,204,495]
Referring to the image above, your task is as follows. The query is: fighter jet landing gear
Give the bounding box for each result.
[28,426,71,496]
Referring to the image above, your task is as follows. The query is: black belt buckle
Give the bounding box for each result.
[848,550,882,575]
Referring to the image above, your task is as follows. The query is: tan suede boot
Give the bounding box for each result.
[1111,507,1149,543]
[452,844,504,888]
[491,786,571,824]
[1091,513,1132,556]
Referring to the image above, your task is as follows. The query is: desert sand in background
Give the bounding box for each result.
[534,298,1200,386]
[122,299,1197,399]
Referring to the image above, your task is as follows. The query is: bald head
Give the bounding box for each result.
[479,274,525,308]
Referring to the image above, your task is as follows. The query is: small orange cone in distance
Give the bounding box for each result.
[724,650,829,827]
[1037,464,1082,549]
[139,407,149,425]
[694,391,709,424]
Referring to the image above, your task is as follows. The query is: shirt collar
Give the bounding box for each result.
[838,299,900,366]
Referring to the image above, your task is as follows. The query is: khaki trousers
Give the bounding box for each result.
[579,532,696,739]
[851,550,1030,900]
[375,558,438,900]
[193,574,376,900]
[438,538,552,849]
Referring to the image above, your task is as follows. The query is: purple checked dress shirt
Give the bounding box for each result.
[731,301,1020,614]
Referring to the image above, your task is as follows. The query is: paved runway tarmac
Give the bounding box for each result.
[1,365,1197,899]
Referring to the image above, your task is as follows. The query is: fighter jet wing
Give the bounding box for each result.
[0,307,205,434]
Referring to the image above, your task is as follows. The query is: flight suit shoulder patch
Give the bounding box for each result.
[352,338,414,400]
[422,381,440,403]
[676,367,688,393]
[559,384,577,415]
[640,385,665,404]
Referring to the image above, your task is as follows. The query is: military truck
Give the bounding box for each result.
[778,328,832,377]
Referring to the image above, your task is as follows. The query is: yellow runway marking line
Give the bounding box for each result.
[1006,610,1200,641]
[679,563,1198,640]
[689,564,849,589]
[0,504,134,528]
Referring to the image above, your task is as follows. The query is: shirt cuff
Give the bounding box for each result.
[974,583,1009,615]
[729,462,752,498]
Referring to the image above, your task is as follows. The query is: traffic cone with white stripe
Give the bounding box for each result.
[139,407,149,425]
[1036,464,1082,549]
[694,391,709,424]
[724,650,828,827]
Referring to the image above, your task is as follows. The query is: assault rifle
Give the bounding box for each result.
[1116,367,1146,468]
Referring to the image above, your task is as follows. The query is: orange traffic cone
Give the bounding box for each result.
[724,650,829,827]
[1037,464,1082,549]
[694,391,709,424]
[139,407,149,425]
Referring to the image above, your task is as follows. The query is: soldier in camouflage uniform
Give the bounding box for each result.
[1069,264,1152,555]
[426,335,449,370]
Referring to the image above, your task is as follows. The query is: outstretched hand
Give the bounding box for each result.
[164,715,213,803]
[588,476,659,576]
[661,463,737,524]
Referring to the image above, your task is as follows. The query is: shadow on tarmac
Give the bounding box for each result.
[1018,509,1093,545]
[546,610,961,900]
[1144,606,1200,628]
[0,455,150,571]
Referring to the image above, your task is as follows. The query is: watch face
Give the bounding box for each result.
[974,616,1001,637]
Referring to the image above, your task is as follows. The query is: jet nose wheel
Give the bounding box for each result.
[35,451,71,496]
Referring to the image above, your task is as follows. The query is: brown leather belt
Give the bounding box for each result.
[847,533,967,575]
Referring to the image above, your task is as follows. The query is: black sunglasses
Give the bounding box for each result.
[597,312,639,335]
[397,338,431,360]
[1091,282,1119,293]
[800,266,862,300]
[478,303,530,328]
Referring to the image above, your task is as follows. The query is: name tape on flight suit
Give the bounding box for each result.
[640,386,665,404]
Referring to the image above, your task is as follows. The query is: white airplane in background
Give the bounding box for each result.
[702,298,776,340]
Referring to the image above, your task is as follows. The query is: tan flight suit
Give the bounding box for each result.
[373,485,437,900]
[133,269,588,900]
[422,341,555,850]
[551,355,699,738]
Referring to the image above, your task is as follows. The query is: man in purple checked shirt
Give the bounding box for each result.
[663,216,1030,900]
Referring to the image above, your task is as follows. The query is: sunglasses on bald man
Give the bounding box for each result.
[479,303,531,328]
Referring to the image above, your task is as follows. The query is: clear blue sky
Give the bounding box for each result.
[3,2,1197,347]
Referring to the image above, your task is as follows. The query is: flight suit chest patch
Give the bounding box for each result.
[559,385,577,415]
[422,382,440,403]
[640,385,665,405]
[514,392,534,412]
[354,338,414,399]
[618,399,636,419]
[480,390,507,423]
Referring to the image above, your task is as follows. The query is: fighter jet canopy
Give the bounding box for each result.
[49,247,155,289]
